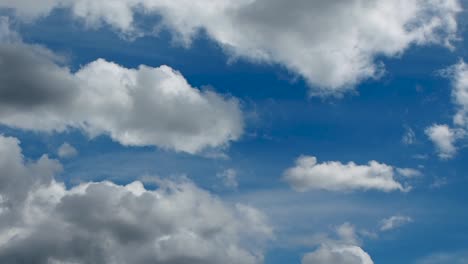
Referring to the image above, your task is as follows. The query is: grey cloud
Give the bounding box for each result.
[0,19,243,153]
[0,43,76,109]
[0,135,272,264]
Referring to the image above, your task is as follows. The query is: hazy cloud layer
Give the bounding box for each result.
[0,135,272,264]
[283,156,413,192]
[0,19,243,154]
[0,0,461,94]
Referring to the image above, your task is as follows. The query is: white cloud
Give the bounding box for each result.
[379,215,413,231]
[0,19,243,154]
[283,156,410,192]
[302,223,374,264]
[425,124,462,159]
[0,135,272,263]
[57,142,78,158]
[0,0,461,94]
[217,168,238,189]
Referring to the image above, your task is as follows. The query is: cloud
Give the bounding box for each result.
[448,61,468,128]
[0,0,461,94]
[416,250,468,264]
[283,155,411,192]
[379,215,413,231]
[402,127,416,145]
[0,135,272,264]
[0,19,243,154]
[57,142,78,159]
[302,223,374,264]
[426,61,468,159]
[425,124,462,159]
[217,168,238,189]
[395,168,422,178]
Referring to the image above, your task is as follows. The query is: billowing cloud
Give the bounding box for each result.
[283,155,412,192]
[0,19,243,154]
[0,135,272,264]
[379,215,413,231]
[302,223,374,264]
[425,124,462,159]
[0,0,461,94]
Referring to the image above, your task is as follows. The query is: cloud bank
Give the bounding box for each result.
[0,0,461,94]
[0,135,272,264]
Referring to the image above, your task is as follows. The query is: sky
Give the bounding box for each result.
[0,1,468,264]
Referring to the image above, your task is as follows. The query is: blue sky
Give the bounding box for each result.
[0,1,468,264]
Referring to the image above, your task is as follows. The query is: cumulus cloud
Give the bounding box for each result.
[283,155,412,192]
[425,124,462,159]
[302,223,374,264]
[0,0,461,93]
[57,142,78,159]
[0,19,243,154]
[0,135,272,264]
[379,215,413,231]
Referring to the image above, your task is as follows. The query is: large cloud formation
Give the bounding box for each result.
[283,156,414,192]
[0,0,461,94]
[0,135,272,264]
[0,18,243,154]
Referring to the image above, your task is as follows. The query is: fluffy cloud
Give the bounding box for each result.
[0,19,243,154]
[0,135,272,264]
[0,0,461,93]
[379,215,413,231]
[283,156,413,192]
[425,124,462,159]
[302,223,374,264]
